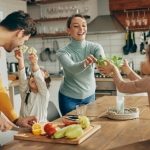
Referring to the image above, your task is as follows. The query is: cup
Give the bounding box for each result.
[116,96,124,114]
[76,104,87,116]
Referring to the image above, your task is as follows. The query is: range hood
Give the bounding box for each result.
[87,0,125,34]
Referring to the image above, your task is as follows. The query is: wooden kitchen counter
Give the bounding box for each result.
[2,96,150,150]
[95,77,114,82]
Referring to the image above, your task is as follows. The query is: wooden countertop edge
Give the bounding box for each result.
[9,77,64,87]
[9,77,128,87]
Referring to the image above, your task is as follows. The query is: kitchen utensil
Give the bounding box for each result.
[140,32,146,55]
[53,40,59,51]
[131,11,136,27]
[48,40,59,62]
[123,30,133,55]
[40,48,50,61]
[130,32,137,53]
[125,11,130,27]
[128,30,133,52]
[8,62,18,73]
[49,48,57,62]
[123,31,130,55]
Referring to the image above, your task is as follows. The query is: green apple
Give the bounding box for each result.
[78,116,90,129]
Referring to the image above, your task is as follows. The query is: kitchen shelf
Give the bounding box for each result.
[32,32,68,38]
[27,0,81,5]
[33,15,90,38]
[34,15,90,23]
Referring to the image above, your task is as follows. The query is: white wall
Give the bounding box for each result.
[0,0,27,17]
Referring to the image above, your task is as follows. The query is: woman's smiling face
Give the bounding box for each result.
[67,16,87,41]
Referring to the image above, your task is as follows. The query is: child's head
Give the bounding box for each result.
[28,68,51,91]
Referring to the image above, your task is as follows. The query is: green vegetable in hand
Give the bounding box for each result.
[96,56,107,66]
[110,56,123,68]
[96,55,123,69]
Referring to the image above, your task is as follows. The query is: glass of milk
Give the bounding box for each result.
[116,95,125,114]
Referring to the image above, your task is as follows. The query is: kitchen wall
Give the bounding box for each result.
[5,0,147,73]
[6,32,146,73]
[0,0,26,17]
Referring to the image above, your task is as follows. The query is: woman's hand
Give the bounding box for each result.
[15,116,37,128]
[97,60,115,75]
[121,59,132,75]
[84,55,97,67]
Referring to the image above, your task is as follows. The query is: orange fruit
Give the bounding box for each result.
[32,123,42,136]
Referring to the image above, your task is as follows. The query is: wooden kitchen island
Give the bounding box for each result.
[2,96,150,150]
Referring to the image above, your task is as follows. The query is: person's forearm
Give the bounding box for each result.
[127,69,141,80]
[112,65,123,80]
[31,63,40,72]
[18,59,25,70]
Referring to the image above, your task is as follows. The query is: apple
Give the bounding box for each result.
[44,122,57,136]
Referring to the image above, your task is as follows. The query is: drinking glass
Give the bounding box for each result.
[116,95,124,114]
[76,104,87,116]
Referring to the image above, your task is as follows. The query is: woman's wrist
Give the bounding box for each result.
[126,67,132,75]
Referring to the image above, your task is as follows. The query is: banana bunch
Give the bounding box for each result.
[78,116,90,129]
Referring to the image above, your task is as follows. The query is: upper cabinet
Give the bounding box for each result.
[27,0,97,38]
[109,0,150,31]
[109,0,150,11]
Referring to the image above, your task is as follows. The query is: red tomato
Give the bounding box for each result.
[44,122,57,136]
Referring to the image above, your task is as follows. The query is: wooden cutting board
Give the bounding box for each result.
[14,124,101,145]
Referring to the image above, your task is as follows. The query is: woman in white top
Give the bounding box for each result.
[15,49,51,122]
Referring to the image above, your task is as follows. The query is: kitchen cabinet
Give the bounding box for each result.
[109,0,150,31]
[109,0,150,11]
[95,78,117,98]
